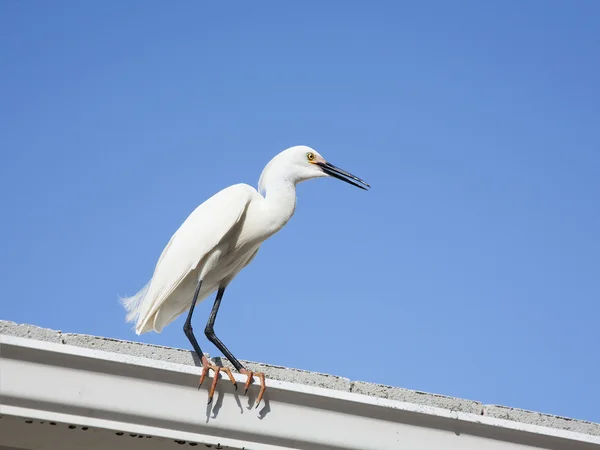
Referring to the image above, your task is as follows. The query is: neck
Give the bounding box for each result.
[258,176,297,234]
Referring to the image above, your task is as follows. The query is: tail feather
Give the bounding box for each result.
[119,280,151,332]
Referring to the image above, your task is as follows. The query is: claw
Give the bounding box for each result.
[242,370,253,396]
[254,372,266,408]
[198,365,210,390]
[240,369,267,408]
[198,364,238,404]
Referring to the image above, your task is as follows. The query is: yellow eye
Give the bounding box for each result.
[306,152,315,162]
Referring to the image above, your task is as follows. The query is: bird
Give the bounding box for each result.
[121,145,370,408]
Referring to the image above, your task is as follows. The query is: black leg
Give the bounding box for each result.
[183,278,206,365]
[185,280,238,403]
[204,286,267,408]
[204,286,244,372]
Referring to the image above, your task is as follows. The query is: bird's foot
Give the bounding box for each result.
[198,364,237,405]
[240,368,266,408]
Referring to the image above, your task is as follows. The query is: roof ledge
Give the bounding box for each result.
[1,322,599,450]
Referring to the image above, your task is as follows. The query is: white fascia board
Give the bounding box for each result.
[1,335,598,450]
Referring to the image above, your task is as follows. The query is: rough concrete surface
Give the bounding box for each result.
[351,380,481,414]
[483,405,600,437]
[1,319,598,437]
[0,321,63,344]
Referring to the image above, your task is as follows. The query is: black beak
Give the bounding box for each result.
[317,162,370,190]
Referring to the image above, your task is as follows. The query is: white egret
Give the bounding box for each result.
[121,145,369,407]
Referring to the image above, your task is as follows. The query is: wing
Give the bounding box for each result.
[122,183,256,334]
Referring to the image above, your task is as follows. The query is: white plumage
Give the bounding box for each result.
[122,145,369,336]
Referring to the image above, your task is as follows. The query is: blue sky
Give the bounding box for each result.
[1,1,599,423]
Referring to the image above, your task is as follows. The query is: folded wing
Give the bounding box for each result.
[121,183,256,334]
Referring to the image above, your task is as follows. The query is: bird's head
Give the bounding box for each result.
[259,145,370,194]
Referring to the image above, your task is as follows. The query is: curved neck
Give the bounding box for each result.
[259,177,297,234]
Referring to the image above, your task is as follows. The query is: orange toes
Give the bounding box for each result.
[240,369,267,408]
[198,364,238,405]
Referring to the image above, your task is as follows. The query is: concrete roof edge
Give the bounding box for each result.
[1,319,598,440]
